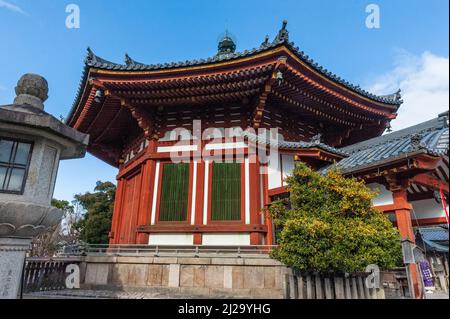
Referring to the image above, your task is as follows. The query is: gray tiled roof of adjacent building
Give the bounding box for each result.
[243,131,349,157]
[419,226,449,242]
[329,111,449,174]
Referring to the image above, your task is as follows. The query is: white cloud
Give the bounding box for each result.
[0,0,28,15]
[366,50,449,131]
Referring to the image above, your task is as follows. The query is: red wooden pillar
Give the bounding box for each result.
[249,154,262,245]
[131,172,143,244]
[136,159,156,244]
[109,177,125,245]
[261,164,274,246]
[392,189,421,299]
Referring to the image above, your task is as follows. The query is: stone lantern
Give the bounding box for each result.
[0,74,88,298]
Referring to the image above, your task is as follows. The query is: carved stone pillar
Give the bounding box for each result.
[0,238,31,299]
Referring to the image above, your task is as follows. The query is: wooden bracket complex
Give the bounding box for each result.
[251,57,287,128]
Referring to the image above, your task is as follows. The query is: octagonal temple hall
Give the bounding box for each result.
[66,22,448,249]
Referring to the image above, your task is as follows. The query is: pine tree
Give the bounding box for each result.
[74,181,116,244]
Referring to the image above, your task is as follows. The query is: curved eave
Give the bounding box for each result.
[339,149,445,177]
[67,42,401,126]
[278,144,349,158]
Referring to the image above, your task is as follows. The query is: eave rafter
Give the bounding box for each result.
[119,98,155,139]
[276,75,382,123]
[95,63,275,90]
[110,76,268,99]
[283,64,396,119]
[92,105,124,144]
[129,88,261,106]
[293,149,344,163]
[271,90,358,127]
[251,57,288,128]
[86,78,157,140]
[410,173,449,195]
[73,87,97,130]
[89,142,122,167]
[346,153,448,196]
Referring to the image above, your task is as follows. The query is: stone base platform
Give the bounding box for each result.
[77,255,287,299]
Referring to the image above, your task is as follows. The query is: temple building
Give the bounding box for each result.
[66,21,448,259]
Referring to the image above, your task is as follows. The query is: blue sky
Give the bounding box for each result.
[0,0,448,202]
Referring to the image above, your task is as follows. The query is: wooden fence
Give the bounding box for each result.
[22,258,80,293]
[284,271,385,299]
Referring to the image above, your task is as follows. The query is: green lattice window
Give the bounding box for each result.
[158,163,190,222]
[211,162,241,221]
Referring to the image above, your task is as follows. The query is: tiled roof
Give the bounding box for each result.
[243,132,349,157]
[419,226,449,242]
[82,40,403,105]
[330,112,449,173]
[67,21,402,123]
[416,226,449,253]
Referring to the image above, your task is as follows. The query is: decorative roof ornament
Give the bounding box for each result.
[217,31,236,56]
[395,89,402,102]
[85,47,95,64]
[310,133,322,144]
[410,133,426,151]
[84,47,116,67]
[273,20,289,44]
[380,89,403,104]
[261,35,270,48]
[438,111,449,128]
[124,53,135,67]
[386,121,393,133]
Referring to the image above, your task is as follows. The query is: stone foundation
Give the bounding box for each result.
[79,256,287,298]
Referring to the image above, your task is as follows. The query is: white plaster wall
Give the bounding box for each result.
[157,145,197,153]
[205,142,247,150]
[260,173,265,224]
[203,160,209,225]
[367,183,394,206]
[190,160,198,225]
[267,154,282,190]
[412,199,446,220]
[150,161,160,225]
[148,234,194,246]
[244,156,250,224]
[281,155,295,186]
[202,233,250,246]
[159,129,193,141]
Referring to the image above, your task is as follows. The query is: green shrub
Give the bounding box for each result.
[269,162,402,272]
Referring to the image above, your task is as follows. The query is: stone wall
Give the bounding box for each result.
[80,256,288,298]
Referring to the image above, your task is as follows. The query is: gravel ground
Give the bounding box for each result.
[24,289,449,300]
[24,289,209,299]
[424,292,449,299]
